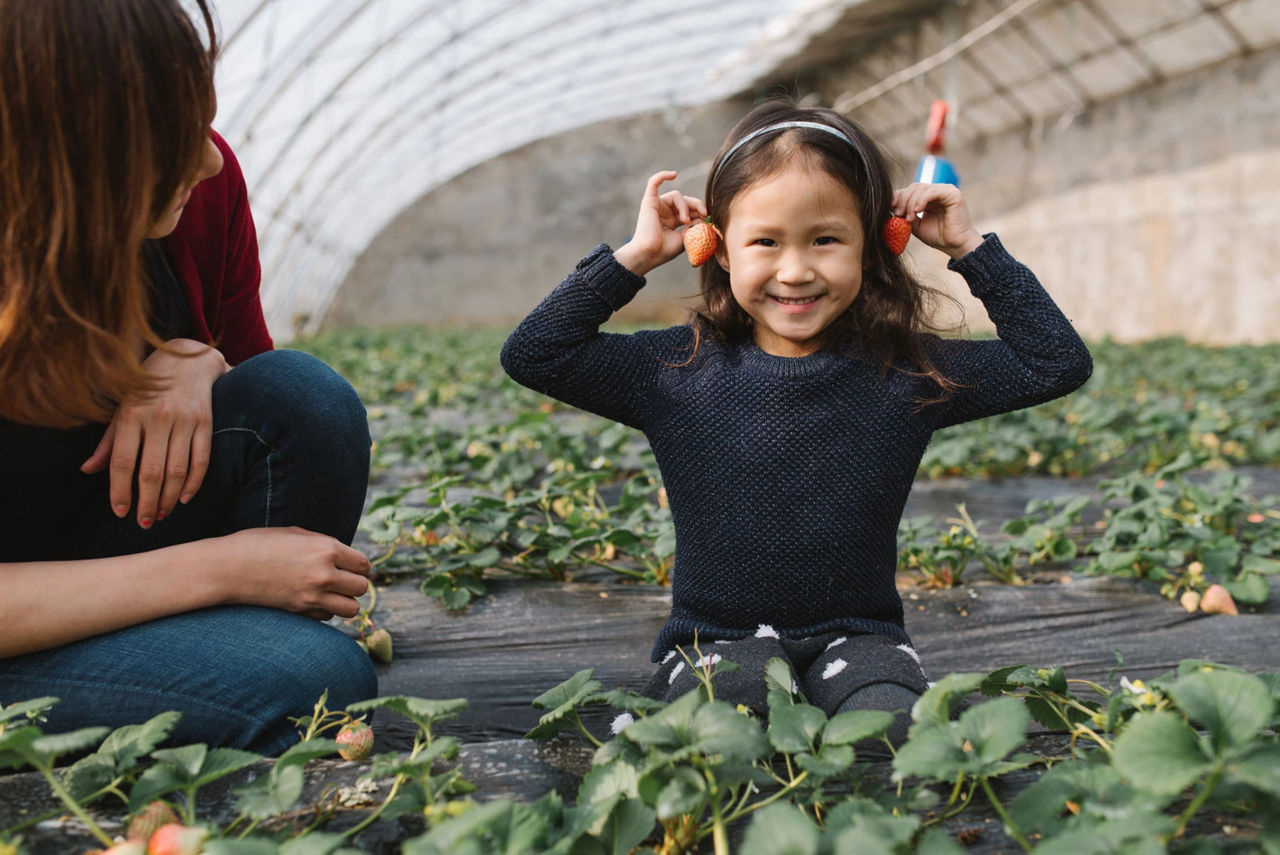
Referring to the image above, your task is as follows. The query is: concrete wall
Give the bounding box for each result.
[325,100,749,330]
[896,43,1280,344]
[328,46,1280,344]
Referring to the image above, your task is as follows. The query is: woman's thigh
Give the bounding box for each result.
[0,606,377,755]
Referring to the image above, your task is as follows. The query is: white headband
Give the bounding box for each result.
[711,121,855,184]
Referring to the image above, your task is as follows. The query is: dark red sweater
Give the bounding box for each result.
[164,131,273,364]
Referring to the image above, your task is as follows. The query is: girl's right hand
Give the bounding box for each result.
[613,171,707,277]
[217,527,371,621]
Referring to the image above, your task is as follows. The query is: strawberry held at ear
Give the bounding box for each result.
[883,215,912,255]
[683,219,719,267]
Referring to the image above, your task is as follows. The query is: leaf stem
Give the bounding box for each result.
[980,776,1032,852]
[35,763,113,847]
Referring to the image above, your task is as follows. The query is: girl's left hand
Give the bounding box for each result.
[891,183,985,260]
[81,339,230,528]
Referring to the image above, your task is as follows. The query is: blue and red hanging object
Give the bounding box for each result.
[913,99,961,186]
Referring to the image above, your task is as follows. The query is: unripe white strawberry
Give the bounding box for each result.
[147,823,207,855]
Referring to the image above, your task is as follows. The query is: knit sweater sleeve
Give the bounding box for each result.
[924,234,1093,430]
[500,244,675,430]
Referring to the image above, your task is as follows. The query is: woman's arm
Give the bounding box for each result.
[0,528,370,658]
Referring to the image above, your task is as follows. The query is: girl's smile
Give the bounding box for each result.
[716,160,864,357]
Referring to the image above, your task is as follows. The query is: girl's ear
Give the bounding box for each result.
[713,224,729,271]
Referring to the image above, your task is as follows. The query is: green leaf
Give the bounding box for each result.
[1112,711,1212,797]
[911,673,984,728]
[892,725,966,783]
[95,711,182,772]
[794,743,854,777]
[822,709,895,747]
[622,691,701,751]
[30,727,109,761]
[767,703,826,753]
[1223,572,1270,605]
[740,803,819,855]
[588,798,655,855]
[193,748,263,787]
[279,833,367,855]
[276,738,341,769]
[1228,742,1280,798]
[234,763,305,819]
[691,701,768,762]
[441,587,473,610]
[526,669,603,740]
[151,743,208,778]
[0,698,59,724]
[1009,762,1128,834]
[347,696,467,732]
[1165,668,1273,754]
[915,826,968,855]
[63,753,116,802]
[654,767,705,820]
[128,762,188,810]
[202,840,280,855]
[956,697,1030,768]
[577,762,640,809]
[1242,554,1280,575]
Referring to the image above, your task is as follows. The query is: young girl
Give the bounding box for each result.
[0,0,375,754]
[501,100,1092,743]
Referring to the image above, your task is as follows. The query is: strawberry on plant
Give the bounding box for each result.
[127,801,179,844]
[146,824,207,855]
[336,719,374,761]
[883,215,912,255]
[366,628,393,663]
[1199,584,1238,615]
[683,219,718,267]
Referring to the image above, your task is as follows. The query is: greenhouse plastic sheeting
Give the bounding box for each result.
[208,0,856,337]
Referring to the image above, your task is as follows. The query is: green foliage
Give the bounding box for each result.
[4,657,1275,852]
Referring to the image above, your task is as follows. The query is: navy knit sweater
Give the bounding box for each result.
[501,236,1092,661]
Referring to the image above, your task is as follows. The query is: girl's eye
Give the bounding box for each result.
[814,236,839,246]
[751,238,776,247]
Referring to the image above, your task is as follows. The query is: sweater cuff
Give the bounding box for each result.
[577,243,647,312]
[945,233,1019,299]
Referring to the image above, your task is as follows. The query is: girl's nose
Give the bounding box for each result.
[776,249,816,285]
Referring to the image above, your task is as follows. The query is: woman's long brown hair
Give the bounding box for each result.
[693,99,964,405]
[0,0,217,427]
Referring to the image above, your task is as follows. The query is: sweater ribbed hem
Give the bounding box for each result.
[577,243,646,312]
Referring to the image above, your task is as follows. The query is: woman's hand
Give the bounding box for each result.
[891,183,985,260]
[217,528,372,620]
[613,171,708,277]
[81,339,229,528]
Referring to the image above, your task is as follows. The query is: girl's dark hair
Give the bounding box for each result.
[0,0,218,427]
[693,98,963,403]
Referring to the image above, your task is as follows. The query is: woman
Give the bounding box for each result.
[0,0,377,754]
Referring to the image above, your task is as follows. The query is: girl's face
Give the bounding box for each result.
[716,160,864,357]
[147,134,224,238]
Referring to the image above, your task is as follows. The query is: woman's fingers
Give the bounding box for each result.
[107,418,143,519]
[180,422,212,506]
[157,422,195,520]
[80,422,115,475]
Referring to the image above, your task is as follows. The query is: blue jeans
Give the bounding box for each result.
[0,351,377,755]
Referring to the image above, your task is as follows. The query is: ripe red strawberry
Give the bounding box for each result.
[127,800,180,843]
[883,216,912,255]
[336,719,374,761]
[683,219,718,267]
[146,823,207,855]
